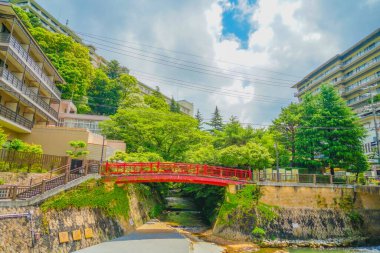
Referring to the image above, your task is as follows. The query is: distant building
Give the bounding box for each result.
[11,0,106,68]
[138,82,194,116]
[293,28,380,174]
[58,100,109,134]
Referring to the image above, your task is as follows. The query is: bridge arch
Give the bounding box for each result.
[102,162,253,187]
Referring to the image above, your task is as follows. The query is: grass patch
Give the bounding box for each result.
[41,179,130,219]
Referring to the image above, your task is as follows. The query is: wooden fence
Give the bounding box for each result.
[0,149,69,172]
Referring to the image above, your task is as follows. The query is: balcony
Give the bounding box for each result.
[0,103,33,130]
[0,67,58,119]
[0,33,61,99]
[295,41,380,97]
[342,74,380,97]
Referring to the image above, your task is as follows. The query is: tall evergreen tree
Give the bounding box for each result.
[170,97,181,113]
[296,84,367,174]
[209,106,224,132]
[272,103,301,167]
[195,109,203,129]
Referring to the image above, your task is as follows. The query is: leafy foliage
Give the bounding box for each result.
[4,139,43,154]
[14,6,94,113]
[66,140,89,158]
[295,85,366,172]
[41,180,130,219]
[272,103,301,167]
[101,108,207,160]
[218,142,273,169]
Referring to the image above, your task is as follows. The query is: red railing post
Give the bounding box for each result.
[203,165,207,175]
[150,163,153,173]
[105,161,109,174]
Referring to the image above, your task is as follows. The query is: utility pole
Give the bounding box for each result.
[369,90,380,165]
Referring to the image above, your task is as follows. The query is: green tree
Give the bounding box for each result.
[208,106,224,132]
[14,7,94,112]
[218,142,273,169]
[296,84,366,174]
[66,141,89,159]
[100,108,208,161]
[214,116,254,148]
[195,109,204,129]
[104,60,128,79]
[144,94,169,111]
[169,97,180,113]
[88,69,120,115]
[272,102,301,167]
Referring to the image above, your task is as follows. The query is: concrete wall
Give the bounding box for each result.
[20,126,90,157]
[19,126,125,160]
[214,184,380,243]
[259,185,380,210]
[0,184,158,253]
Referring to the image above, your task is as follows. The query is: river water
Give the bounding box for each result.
[159,195,209,233]
[159,191,380,253]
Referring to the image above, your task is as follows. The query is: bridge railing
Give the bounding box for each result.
[102,162,252,181]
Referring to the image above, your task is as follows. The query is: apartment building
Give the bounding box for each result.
[0,2,63,136]
[11,0,106,68]
[138,82,194,116]
[293,28,380,155]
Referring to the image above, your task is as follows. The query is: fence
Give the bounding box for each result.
[0,149,69,172]
[0,161,101,200]
[254,170,376,185]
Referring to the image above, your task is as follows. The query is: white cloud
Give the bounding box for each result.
[38,0,380,125]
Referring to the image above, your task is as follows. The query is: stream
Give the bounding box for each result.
[159,190,380,253]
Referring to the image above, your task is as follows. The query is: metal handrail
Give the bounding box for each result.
[0,67,58,118]
[0,103,33,129]
[0,33,62,99]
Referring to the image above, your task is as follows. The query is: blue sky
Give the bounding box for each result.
[221,0,256,49]
[36,0,380,124]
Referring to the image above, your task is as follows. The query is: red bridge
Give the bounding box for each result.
[102,162,253,186]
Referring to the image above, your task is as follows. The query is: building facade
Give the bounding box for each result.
[293,28,380,156]
[58,100,109,134]
[0,2,63,136]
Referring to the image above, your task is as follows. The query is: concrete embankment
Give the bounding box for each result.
[213,184,380,247]
[0,183,159,253]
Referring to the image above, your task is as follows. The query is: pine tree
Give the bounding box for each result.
[195,109,203,129]
[296,84,367,174]
[209,106,224,132]
[272,102,301,167]
[170,97,180,113]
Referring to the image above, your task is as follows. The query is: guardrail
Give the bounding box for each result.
[0,161,100,200]
[0,103,33,129]
[253,171,375,185]
[0,32,61,99]
[0,67,58,119]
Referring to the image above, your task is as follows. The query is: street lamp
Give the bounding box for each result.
[361,86,380,165]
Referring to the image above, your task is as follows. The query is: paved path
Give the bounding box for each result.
[75,221,223,253]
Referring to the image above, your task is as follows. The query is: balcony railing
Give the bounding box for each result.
[0,67,58,119]
[0,33,61,99]
[295,41,380,97]
[0,103,33,130]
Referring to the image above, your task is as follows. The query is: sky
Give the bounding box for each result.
[37,0,380,126]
